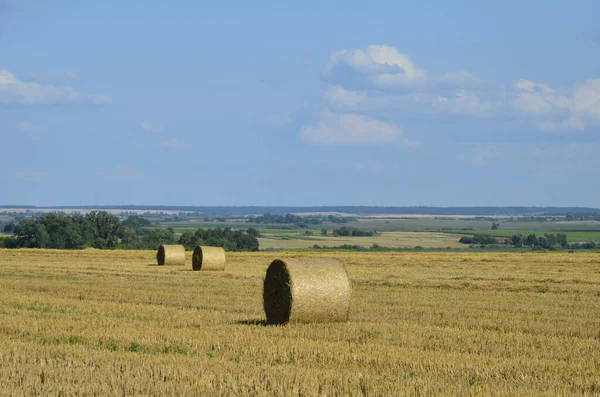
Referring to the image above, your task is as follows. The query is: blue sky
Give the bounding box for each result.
[1,0,599,207]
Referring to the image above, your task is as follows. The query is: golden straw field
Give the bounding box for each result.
[1,249,600,395]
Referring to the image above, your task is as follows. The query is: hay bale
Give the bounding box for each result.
[192,246,226,271]
[263,258,351,324]
[156,245,186,266]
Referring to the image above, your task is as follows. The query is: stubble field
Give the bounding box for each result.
[0,249,599,395]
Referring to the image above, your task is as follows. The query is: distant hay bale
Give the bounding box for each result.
[156,245,186,266]
[263,258,351,325]
[192,246,226,271]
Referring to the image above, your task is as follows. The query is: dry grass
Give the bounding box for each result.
[1,249,599,395]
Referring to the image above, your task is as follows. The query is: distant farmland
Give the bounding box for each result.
[257,231,467,250]
[448,229,600,242]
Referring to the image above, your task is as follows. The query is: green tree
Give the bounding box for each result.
[536,236,550,249]
[544,233,558,247]
[119,227,137,246]
[246,228,261,238]
[3,222,16,233]
[525,234,538,248]
[178,231,199,250]
[510,233,523,247]
[86,211,122,248]
[142,228,176,248]
[556,233,568,248]
[121,215,152,231]
[16,219,50,248]
[321,228,327,236]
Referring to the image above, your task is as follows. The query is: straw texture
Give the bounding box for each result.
[156,245,186,266]
[263,258,351,325]
[192,246,226,271]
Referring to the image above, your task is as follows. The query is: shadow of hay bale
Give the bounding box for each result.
[235,319,270,327]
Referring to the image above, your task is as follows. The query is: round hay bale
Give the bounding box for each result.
[263,258,351,325]
[192,246,226,271]
[156,244,186,266]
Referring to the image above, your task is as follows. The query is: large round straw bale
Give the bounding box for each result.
[263,258,351,325]
[192,246,226,271]
[156,244,186,266]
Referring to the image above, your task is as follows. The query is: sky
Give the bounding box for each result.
[1,0,599,207]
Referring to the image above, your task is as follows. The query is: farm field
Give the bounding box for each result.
[257,231,467,250]
[158,217,600,234]
[1,249,600,395]
[447,229,600,242]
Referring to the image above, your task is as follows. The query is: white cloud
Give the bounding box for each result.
[322,85,367,108]
[0,69,112,105]
[366,45,426,79]
[300,111,403,145]
[435,90,493,115]
[16,121,47,133]
[571,79,600,119]
[514,78,600,130]
[324,44,426,87]
[320,45,491,118]
[266,113,292,127]
[140,120,163,132]
[316,44,600,135]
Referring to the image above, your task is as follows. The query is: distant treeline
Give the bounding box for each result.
[331,227,376,237]
[2,205,600,216]
[245,213,350,227]
[459,232,598,250]
[0,212,258,251]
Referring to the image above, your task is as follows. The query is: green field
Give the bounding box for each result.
[156,216,600,250]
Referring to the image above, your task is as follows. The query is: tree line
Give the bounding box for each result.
[459,232,598,249]
[0,213,259,251]
[331,227,376,237]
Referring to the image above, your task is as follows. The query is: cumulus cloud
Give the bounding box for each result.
[435,90,493,115]
[322,85,367,108]
[0,70,112,105]
[319,44,491,119]
[297,43,600,146]
[300,111,403,145]
[140,120,163,132]
[514,78,600,130]
[16,121,47,133]
[324,44,427,88]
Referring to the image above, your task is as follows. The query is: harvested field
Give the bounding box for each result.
[0,249,599,395]
[258,231,467,250]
